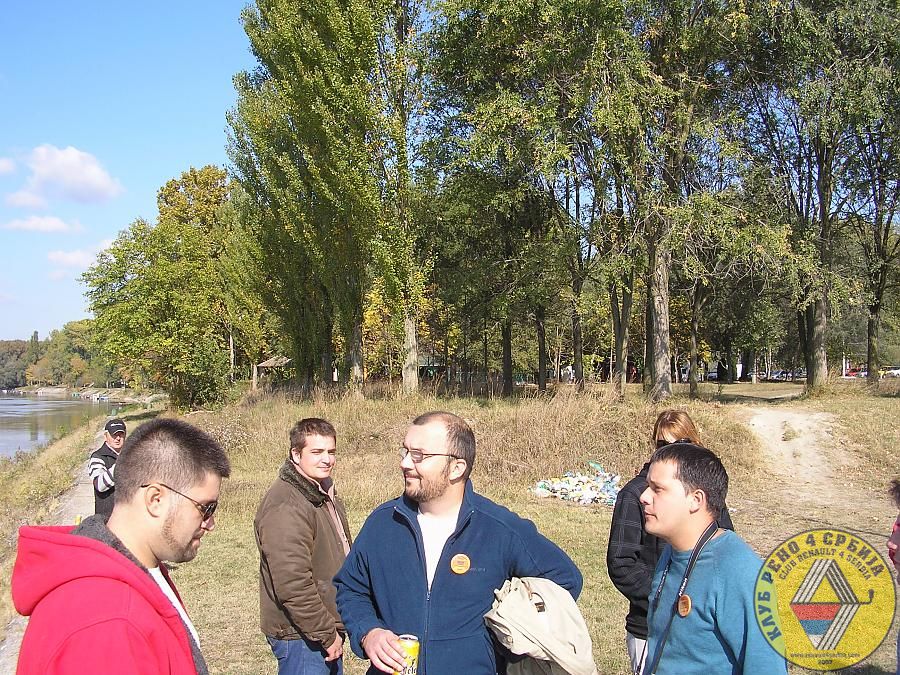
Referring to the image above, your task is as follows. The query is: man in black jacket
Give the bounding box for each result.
[89,418,126,518]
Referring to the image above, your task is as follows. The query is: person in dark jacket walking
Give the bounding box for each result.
[89,418,127,518]
[255,418,352,675]
[606,410,733,675]
[334,411,582,675]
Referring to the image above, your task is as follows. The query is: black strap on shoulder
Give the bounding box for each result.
[647,520,718,674]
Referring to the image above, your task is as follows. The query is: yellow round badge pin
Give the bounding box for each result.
[755,528,895,671]
[450,553,471,574]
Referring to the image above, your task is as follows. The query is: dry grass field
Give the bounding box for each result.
[2,380,897,673]
[174,389,767,675]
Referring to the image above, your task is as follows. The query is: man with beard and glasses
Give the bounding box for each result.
[335,411,582,675]
[12,418,230,675]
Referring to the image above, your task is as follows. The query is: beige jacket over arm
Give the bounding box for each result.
[485,576,598,675]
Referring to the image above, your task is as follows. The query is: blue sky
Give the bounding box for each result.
[0,2,255,340]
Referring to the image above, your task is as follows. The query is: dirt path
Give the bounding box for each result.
[732,404,896,674]
[734,405,890,553]
[0,459,95,673]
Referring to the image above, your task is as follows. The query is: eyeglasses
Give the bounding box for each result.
[399,448,460,463]
[141,482,218,521]
[655,438,693,448]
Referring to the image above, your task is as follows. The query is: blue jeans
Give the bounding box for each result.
[266,636,343,675]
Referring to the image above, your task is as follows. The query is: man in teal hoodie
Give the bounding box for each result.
[639,443,787,674]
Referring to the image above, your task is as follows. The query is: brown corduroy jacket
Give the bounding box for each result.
[255,459,352,648]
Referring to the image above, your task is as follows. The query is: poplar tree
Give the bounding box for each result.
[229,0,379,385]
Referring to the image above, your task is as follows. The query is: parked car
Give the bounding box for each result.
[883,366,900,378]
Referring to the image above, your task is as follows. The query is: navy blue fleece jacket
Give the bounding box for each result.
[334,480,582,675]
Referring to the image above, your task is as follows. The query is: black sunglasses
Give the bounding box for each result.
[141,482,218,521]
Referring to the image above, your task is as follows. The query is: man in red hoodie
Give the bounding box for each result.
[12,417,230,675]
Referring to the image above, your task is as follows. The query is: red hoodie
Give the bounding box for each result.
[12,523,202,674]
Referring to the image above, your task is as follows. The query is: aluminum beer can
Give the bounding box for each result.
[394,634,419,675]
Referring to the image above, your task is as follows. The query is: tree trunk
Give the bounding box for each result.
[610,279,633,397]
[725,338,736,384]
[402,309,418,394]
[571,276,585,392]
[483,314,489,386]
[554,325,562,384]
[502,318,513,396]
[689,291,702,398]
[739,349,752,382]
[867,309,880,385]
[805,297,829,390]
[797,310,809,378]
[648,241,672,400]
[535,305,547,392]
[643,289,653,392]
[348,317,364,388]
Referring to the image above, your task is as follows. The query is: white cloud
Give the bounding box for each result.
[46,241,106,281]
[5,144,122,208]
[0,157,14,174]
[6,190,46,208]
[47,249,96,268]
[1,215,81,232]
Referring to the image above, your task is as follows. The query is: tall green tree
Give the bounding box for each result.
[83,217,229,406]
[837,0,900,382]
[230,0,380,386]
[740,0,885,389]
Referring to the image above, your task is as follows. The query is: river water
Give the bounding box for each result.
[0,394,116,458]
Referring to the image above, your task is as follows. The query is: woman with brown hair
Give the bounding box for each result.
[606,410,733,675]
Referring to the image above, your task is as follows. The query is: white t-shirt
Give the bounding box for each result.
[417,507,460,590]
[148,566,200,647]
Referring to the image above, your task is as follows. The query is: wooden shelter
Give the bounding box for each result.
[252,355,292,390]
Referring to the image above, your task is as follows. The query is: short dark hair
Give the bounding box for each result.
[651,443,728,519]
[412,411,476,480]
[890,479,900,508]
[290,418,336,453]
[115,418,231,503]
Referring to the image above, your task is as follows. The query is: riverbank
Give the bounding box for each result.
[9,385,168,406]
[0,413,106,645]
[0,406,163,648]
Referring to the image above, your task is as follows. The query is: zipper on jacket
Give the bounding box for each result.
[395,505,434,672]
[395,503,476,674]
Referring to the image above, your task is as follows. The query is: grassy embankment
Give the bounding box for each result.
[0,406,161,644]
[6,381,893,672]
[0,413,107,642]
[175,388,767,675]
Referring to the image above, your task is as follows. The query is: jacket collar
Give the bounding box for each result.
[278,458,331,506]
[396,479,476,532]
[74,514,146,568]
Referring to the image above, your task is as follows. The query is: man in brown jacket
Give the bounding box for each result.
[255,418,352,675]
